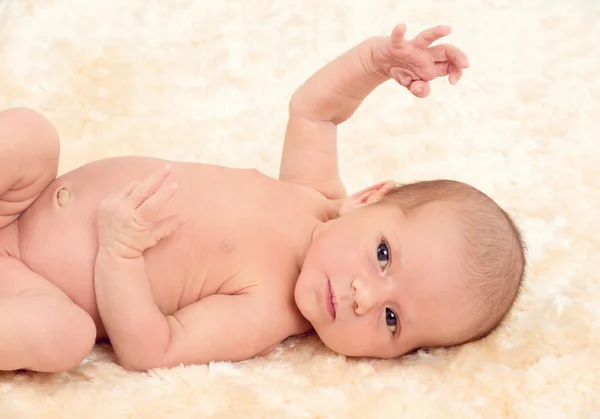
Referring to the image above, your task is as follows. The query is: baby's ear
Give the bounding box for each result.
[340,180,396,215]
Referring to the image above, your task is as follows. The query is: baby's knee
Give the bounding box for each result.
[0,107,59,157]
[34,305,97,372]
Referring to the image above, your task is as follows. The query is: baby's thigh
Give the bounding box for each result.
[0,107,60,227]
[0,254,94,333]
[0,255,96,371]
[0,253,60,296]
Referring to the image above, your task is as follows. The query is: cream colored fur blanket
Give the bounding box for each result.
[0,0,598,417]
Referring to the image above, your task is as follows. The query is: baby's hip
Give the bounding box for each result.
[0,209,108,338]
[17,191,103,323]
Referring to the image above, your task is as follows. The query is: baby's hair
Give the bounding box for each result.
[380,179,526,345]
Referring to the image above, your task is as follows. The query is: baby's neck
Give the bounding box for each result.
[310,198,342,242]
[288,199,342,337]
[287,197,338,276]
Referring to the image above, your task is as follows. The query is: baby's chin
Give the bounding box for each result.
[313,328,364,357]
[314,331,345,355]
[292,275,309,313]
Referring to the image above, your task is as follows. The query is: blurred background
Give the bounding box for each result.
[0,0,598,417]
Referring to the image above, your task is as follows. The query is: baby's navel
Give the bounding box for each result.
[56,187,71,207]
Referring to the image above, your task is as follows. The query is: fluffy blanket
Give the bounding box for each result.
[0,0,598,417]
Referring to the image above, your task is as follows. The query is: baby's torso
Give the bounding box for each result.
[17,156,328,339]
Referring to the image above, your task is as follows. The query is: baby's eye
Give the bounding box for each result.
[376,241,390,271]
[385,307,398,334]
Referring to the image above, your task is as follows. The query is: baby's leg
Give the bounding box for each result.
[0,107,60,228]
[0,256,96,372]
[0,108,94,372]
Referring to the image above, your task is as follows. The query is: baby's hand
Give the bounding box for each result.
[370,24,470,98]
[96,165,186,259]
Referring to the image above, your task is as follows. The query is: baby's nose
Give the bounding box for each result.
[352,279,377,315]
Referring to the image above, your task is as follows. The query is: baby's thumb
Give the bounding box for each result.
[409,80,430,98]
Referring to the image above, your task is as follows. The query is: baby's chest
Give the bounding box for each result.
[215,239,301,297]
[145,217,298,294]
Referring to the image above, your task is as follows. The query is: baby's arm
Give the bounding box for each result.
[94,166,283,371]
[279,23,469,199]
[95,253,280,370]
[279,37,386,199]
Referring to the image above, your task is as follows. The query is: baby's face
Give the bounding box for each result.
[295,201,475,358]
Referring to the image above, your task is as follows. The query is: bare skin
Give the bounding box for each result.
[0,23,470,372]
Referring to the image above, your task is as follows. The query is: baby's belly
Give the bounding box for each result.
[17,157,197,339]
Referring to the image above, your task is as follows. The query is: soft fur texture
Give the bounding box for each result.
[0,0,599,417]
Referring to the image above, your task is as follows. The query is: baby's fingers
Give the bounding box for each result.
[119,181,139,197]
[152,215,186,243]
[128,164,172,208]
[411,25,451,49]
[390,23,407,47]
[448,63,463,85]
[429,44,470,69]
[432,61,464,85]
[408,80,430,98]
[137,181,179,221]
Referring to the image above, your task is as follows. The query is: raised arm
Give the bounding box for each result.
[279,23,469,199]
[279,37,386,200]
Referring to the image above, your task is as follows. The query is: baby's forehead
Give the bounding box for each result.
[400,203,469,281]
[407,201,466,239]
[401,262,477,348]
[413,199,461,218]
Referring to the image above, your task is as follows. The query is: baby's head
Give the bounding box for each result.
[294,179,525,358]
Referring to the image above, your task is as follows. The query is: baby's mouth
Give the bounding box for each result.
[326,279,337,319]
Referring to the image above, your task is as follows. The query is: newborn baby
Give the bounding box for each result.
[0,23,525,372]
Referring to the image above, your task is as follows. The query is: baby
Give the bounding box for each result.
[0,23,525,373]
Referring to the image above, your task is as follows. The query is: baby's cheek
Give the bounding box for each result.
[325,323,374,357]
